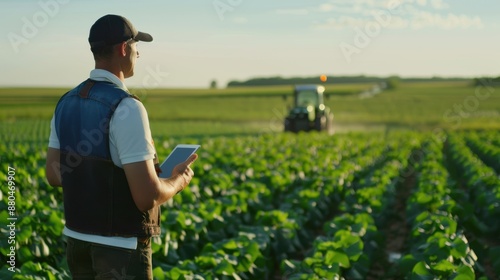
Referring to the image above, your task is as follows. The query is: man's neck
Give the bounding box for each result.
[94,61,125,82]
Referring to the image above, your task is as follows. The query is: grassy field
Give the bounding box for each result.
[0,81,499,138]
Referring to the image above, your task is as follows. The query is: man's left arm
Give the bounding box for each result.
[46,148,62,187]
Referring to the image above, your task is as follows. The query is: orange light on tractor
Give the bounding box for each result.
[320,75,327,82]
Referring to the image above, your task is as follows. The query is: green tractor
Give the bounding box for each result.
[284,85,334,134]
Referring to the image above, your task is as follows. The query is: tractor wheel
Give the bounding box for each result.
[284,118,292,132]
[315,116,325,132]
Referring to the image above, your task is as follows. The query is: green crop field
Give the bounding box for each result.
[1,82,500,279]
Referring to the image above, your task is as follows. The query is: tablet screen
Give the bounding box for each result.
[159,144,200,178]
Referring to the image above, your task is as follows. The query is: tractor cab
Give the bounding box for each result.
[284,85,333,134]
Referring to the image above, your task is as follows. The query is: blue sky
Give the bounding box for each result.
[1,0,499,88]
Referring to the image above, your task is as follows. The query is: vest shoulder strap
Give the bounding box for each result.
[78,79,95,98]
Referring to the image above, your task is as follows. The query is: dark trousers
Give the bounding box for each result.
[66,237,153,280]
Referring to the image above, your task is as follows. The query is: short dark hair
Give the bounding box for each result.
[91,39,135,60]
[91,45,115,60]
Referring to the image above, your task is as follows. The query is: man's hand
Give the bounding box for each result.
[171,153,198,191]
[124,153,198,212]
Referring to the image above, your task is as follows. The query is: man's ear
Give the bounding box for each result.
[117,42,127,57]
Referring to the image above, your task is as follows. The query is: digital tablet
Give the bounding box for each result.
[159,144,200,178]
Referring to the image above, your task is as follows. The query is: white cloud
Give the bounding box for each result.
[431,0,449,10]
[320,0,387,13]
[315,12,483,30]
[319,3,335,12]
[416,0,427,6]
[276,9,309,16]
[314,16,366,29]
[404,0,448,9]
[323,4,366,15]
[325,0,392,9]
[411,12,483,29]
[314,15,410,30]
[314,0,482,30]
[389,16,410,29]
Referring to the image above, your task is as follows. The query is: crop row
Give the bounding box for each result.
[445,134,500,233]
[445,133,500,278]
[0,120,50,143]
[280,133,417,279]
[464,131,500,174]
[394,139,477,279]
[475,130,500,148]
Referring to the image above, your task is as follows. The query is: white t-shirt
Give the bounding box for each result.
[48,69,156,249]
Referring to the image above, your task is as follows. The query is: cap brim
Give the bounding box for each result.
[134,31,153,42]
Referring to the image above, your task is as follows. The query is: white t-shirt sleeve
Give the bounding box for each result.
[109,98,156,166]
[48,116,60,149]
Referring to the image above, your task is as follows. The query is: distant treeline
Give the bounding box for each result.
[226,75,474,87]
[473,77,500,87]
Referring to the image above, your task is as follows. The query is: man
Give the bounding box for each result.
[45,14,197,279]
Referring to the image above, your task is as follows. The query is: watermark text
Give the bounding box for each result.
[6,166,17,272]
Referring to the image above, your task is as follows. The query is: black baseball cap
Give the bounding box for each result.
[89,14,153,48]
